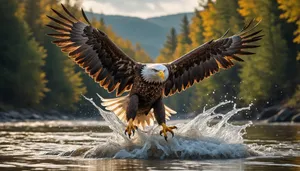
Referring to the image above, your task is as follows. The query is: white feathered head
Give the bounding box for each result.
[141,64,169,83]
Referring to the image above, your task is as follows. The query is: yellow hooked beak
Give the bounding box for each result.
[157,70,165,80]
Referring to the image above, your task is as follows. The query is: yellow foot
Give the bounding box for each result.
[124,118,138,139]
[159,123,177,141]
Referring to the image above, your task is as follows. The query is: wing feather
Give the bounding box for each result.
[164,19,263,96]
[47,4,138,96]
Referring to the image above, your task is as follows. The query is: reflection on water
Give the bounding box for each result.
[246,124,300,141]
[0,121,299,170]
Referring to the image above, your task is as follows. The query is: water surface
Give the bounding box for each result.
[0,100,299,170]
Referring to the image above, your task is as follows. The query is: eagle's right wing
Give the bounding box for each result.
[164,19,263,96]
[47,4,138,96]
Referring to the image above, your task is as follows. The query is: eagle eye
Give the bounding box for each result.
[152,68,158,72]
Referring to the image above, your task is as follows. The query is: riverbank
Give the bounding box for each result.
[0,109,99,122]
[257,105,300,123]
[0,104,299,123]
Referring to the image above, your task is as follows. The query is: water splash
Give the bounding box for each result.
[76,94,259,159]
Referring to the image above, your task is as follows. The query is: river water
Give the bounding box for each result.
[0,100,299,170]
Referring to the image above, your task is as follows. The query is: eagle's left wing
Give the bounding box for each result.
[46,4,139,96]
[164,19,263,96]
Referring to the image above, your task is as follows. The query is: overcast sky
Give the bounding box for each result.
[81,0,199,19]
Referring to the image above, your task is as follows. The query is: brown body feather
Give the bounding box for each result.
[131,71,165,115]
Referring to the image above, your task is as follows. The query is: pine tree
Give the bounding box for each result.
[169,15,194,112]
[0,0,47,108]
[23,0,86,110]
[24,0,56,43]
[277,0,300,44]
[180,14,192,45]
[173,14,193,59]
[191,0,244,111]
[99,17,105,29]
[189,9,205,48]
[156,27,177,63]
[238,0,288,106]
[277,0,300,109]
[215,0,244,35]
[200,2,218,42]
[24,0,42,41]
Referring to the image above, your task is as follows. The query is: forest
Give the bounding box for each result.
[0,0,299,117]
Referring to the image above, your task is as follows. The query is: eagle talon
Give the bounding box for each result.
[160,123,177,141]
[124,119,137,139]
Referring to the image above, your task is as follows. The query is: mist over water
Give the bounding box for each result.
[68,94,259,159]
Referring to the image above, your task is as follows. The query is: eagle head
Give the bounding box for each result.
[141,64,169,83]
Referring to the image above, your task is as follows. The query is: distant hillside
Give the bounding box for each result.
[86,12,193,58]
[146,13,194,33]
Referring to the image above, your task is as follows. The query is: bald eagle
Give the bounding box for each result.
[47,4,262,141]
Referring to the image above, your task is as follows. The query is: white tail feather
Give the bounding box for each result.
[98,94,177,129]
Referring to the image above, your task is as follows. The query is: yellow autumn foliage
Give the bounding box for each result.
[277,0,300,43]
[200,2,217,41]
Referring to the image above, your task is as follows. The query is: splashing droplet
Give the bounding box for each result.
[73,95,260,159]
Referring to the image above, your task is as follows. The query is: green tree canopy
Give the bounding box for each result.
[238,0,288,106]
[156,27,177,63]
[0,0,47,108]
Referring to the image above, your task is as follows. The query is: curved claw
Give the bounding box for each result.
[124,119,137,139]
[160,123,177,141]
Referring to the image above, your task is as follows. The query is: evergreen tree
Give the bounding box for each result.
[200,2,218,42]
[24,0,42,41]
[277,0,300,44]
[99,17,105,28]
[173,14,193,59]
[215,0,244,35]
[169,15,194,112]
[277,0,300,109]
[156,27,177,63]
[23,0,86,110]
[191,0,243,111]
[24,0,55,43]
[180,14,192,45]
[0,0,47,108]
[189,9,205,48]
[238,0,288,106]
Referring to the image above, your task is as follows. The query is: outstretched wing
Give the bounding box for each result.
[164,19,263,96]
[47,4,138,96]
